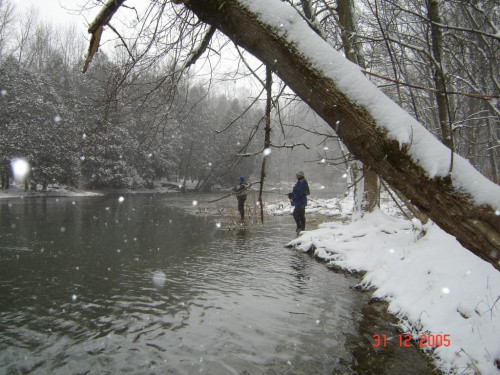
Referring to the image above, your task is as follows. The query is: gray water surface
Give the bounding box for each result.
[0,194,435,374]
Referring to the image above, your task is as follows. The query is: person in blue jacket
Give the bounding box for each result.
[288,170,309,234]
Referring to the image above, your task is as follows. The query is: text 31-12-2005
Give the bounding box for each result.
[372,334,451,348]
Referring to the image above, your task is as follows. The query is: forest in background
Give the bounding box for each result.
[0,1,262,191]
[0,0,498,193]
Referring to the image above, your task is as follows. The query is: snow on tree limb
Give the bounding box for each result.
[82,0,126,73]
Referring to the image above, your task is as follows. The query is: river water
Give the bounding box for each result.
[0,193,436,374]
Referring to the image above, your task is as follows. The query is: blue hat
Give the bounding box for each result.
[239,176,245,181]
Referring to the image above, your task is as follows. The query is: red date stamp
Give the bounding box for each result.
[372,334,451,348]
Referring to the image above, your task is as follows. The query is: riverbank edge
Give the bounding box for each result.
[286,240,445,375]
[282,210,500,375]
[0,184,183,200]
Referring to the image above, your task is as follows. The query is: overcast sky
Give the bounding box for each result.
[13,0,87,28]
[11,0,260,95]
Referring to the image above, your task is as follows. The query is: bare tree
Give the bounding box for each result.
[356,0,499,181]
[337,0,380,214]
[427,0,453,151]
[13,6,38,65]
[0,0,14,57]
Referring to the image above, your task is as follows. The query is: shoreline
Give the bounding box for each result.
[0,184,183,200]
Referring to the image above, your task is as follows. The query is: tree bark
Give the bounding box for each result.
[337,0,379,214]
[258,65,272,224]
[486,118,499,184]
[428,0,453,151]
[185,0,500,270]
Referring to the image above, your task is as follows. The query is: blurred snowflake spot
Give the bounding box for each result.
[54,115,61,123]
[152,270,167,288]
[11,158,30,182]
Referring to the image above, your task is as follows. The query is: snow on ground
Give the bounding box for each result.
[0,180,189,200]
[267,192,352,219]
[267,196,500,375]
[0,183,102,199]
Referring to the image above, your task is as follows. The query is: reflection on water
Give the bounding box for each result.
[0,194,435,374]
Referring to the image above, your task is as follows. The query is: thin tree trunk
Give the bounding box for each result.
[337,0,379,214]
[486,118,499,184]
[258,65,272,224]
[181,142,194,193]
[428,0,453,151]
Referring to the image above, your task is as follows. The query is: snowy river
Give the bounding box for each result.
[0,194,435,374]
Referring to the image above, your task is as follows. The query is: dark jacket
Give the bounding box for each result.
[291,178,308,206]
[233,181,248,201]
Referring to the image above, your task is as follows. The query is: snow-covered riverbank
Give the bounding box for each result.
[267,196,500,375]
[0,182,183,200]
[0,184,102,199]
